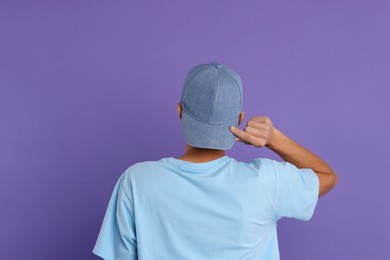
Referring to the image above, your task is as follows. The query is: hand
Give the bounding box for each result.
[230,116,276,148]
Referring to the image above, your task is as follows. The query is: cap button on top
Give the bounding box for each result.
[215,65,221,69]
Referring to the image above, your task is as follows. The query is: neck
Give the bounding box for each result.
[177,144,226,163]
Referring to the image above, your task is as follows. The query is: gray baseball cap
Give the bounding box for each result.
[179,61,243,150]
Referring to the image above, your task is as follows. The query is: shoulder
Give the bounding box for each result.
[226,157,278,179]
[120,158,166,181]
[245,157,277,170]
[127,159,163,170]
[239,157,291,185]
[125,159,163,172]
[248,157,297,172]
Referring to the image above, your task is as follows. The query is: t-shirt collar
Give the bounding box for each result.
[165,155,230,170]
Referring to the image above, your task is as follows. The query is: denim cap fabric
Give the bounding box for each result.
[180,61,243,150]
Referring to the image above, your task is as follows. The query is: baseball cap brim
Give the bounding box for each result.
[181,108,240,150]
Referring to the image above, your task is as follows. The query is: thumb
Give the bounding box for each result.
[231,126,244,142]
[230,125,256,145]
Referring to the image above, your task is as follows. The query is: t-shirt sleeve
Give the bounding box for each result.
[92,171,137,260]
[267,158,320,222]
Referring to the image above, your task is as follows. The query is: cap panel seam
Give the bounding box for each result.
[180,64,206,104]
[210,68,219,122]
[220,69,243,109]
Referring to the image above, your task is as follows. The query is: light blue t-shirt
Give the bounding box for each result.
[92,156,319,260]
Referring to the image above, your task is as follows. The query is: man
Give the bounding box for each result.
[92,61,338,260]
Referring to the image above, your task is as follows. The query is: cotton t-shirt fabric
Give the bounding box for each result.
[92,156,319,260]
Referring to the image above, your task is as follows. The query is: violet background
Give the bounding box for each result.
[1,1,389,259]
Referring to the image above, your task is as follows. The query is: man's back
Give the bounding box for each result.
[92,61,337,259]
[92,155,319,260]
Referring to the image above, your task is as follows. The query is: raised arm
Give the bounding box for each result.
[230,117,338,198]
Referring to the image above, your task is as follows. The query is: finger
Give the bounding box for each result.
[230,126,258,145]
[245,126,270,140]
[247,120,266,129]
[244,126,263,137]
[235,136,251,145]
[235,136,246,142]
[250,116,269,123]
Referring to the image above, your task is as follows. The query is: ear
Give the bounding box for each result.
[177,102,182,120]
[238,111,244,125]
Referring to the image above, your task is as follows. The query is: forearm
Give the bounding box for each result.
[231,117,337,197]
[265,128,335,175]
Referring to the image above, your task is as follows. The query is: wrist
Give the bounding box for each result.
[265,127,283,149]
